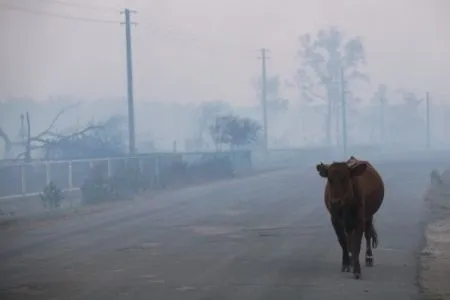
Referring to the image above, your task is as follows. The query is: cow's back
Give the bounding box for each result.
[353,160,384,217]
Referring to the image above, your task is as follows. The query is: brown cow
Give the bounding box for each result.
[316,156,384,279]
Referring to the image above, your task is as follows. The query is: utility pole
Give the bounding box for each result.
[121,8,137,154]
[340,67,348,159]
[380,96,385,147]
[426,92,430,150]
[259,48,269,151]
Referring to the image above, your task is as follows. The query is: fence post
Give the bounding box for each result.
[21,164,26,195]
[45,162,51,185]
[155,155,160,186]
[68,161,73,189]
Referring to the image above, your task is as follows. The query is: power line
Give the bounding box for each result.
[0,3,255,57]
[31,0,121,13]
[0,3,119,24]
[35,0,259,54]
[1,2,271,64]
[138,21,255,56]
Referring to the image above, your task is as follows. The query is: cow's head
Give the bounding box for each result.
[316,161,367,204]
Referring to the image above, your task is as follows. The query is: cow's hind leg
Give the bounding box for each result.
[351,226,364,279]
[364,219,374,266]
[365,219,378,267]
[331,217,351,272]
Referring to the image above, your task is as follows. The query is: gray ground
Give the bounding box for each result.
[0,162,433,300]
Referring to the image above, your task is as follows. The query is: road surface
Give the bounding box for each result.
[0,162,431,299]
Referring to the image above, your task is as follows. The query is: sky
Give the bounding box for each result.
[0,0,449,106]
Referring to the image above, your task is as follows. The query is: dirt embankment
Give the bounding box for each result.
[420,169,450,299]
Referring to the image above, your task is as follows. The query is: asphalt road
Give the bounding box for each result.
[0,162,432,300]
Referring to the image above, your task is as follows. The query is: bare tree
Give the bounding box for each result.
[289,27,369,145]
[16,103,126,161]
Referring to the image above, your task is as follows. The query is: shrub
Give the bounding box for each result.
[430,169,443,186]
[161,155,235,187]
[80,164,113,205]
[108,164,150,198]
[81,163,150,205]
[80,155,235,204]
[40,181,64,209]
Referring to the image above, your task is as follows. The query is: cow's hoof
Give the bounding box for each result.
[353,272,361,280]
[365,256,374,267]
[341,265,351,272]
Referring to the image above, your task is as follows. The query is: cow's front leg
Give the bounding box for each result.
[331,217,351,272]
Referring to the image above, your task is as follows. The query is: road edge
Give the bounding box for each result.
[417,172,450,300]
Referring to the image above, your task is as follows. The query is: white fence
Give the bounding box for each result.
[0,151,252,200]
[3,145,443,201]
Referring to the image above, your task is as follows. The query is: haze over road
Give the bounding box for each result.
[0,161,431,299]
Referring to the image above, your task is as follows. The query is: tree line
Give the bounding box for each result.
[0,26,430,161]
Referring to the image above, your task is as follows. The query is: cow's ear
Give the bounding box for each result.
[350,163,367,177]
[316,163,328,178]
